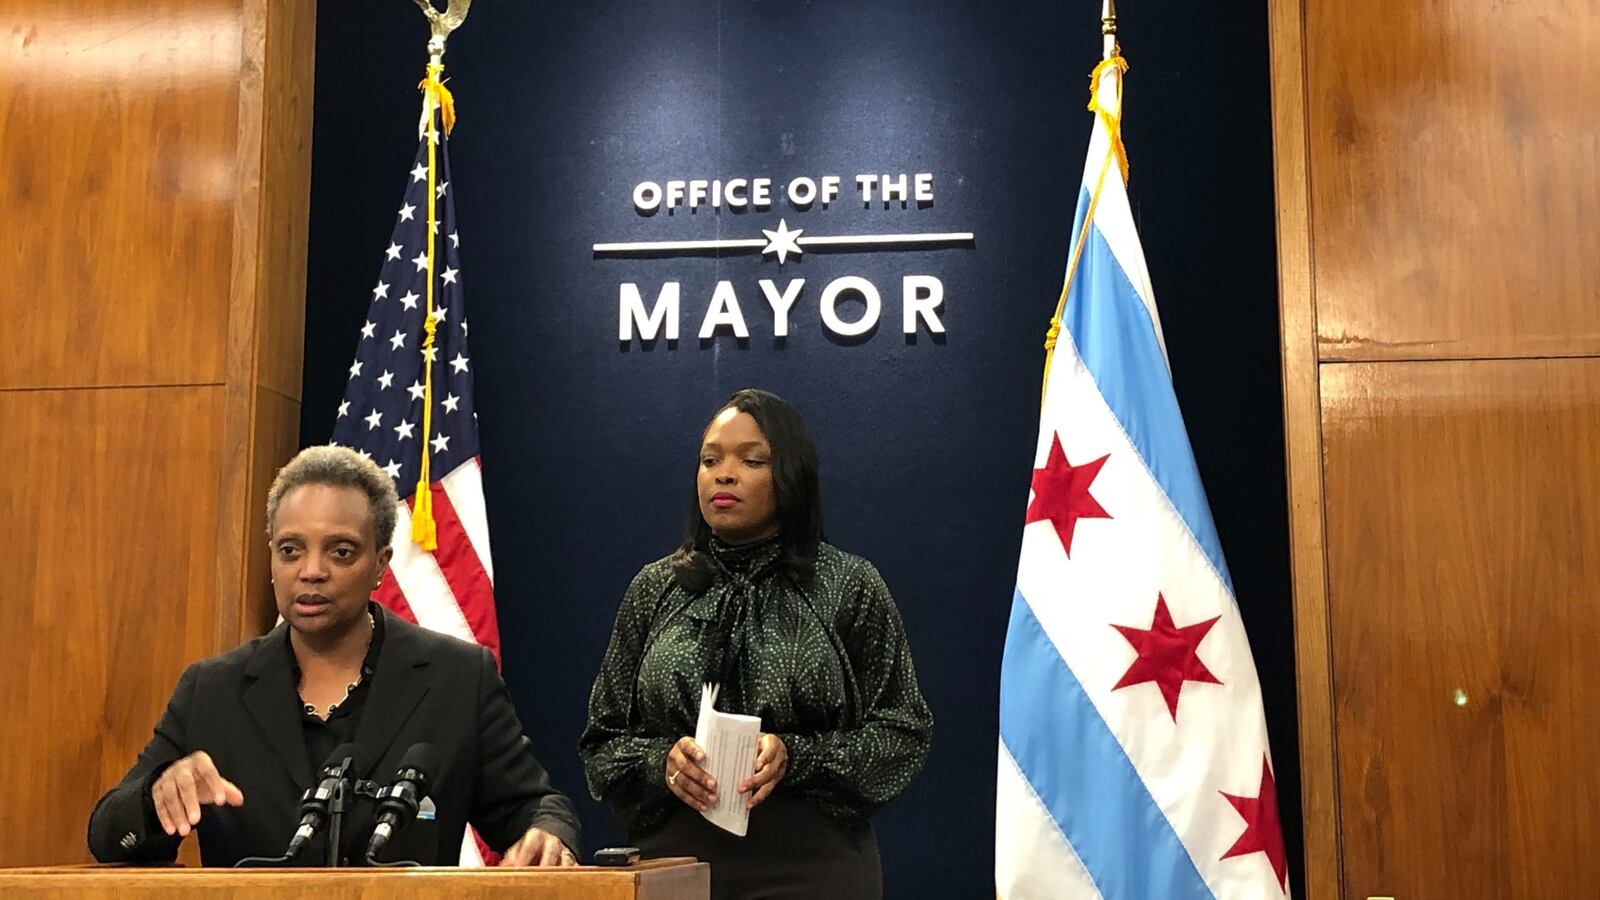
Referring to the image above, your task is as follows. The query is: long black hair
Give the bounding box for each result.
[670,388,825,592]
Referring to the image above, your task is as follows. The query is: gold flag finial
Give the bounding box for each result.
[412,0,471,59]
[412,0,465,136]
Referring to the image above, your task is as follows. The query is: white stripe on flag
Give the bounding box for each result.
[458,830,484,866]
[441,458,495,584]
[996,741,1101,900]
[1077,67,1164,360]
[1018,348,1277,890]
[390,499,477,644]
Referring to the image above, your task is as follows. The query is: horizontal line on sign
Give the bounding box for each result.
[593,238,767,252]
[799,232,974,246]
[593,232,975,254]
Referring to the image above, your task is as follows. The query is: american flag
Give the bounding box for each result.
[329,118,500,865]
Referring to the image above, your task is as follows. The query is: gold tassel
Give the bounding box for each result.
[417,62,458,135]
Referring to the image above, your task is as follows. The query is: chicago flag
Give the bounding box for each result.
[994,54,1288,899]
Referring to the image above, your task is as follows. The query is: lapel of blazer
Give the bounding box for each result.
[241,624,313,791]
[352,605,434,779]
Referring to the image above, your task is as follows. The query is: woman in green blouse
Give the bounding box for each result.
[580,388,933,899]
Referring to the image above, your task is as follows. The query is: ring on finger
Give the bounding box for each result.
[668,768,679,786]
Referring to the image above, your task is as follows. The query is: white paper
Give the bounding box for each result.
[692,682,762,837]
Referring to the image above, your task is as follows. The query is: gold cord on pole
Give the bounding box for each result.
[1040,54,1128,406]
[408,57,464,548]
[407,1,470,549]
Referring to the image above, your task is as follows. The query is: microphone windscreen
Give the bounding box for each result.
[396,742,443,782]
[320,742,368,778]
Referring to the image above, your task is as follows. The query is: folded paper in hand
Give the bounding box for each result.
[693,682,762,837]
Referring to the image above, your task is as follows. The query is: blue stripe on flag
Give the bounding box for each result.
[1060,186,1234,594]
[999,589,1215,900]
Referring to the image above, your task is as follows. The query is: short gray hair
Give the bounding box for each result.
[265,445,398,547]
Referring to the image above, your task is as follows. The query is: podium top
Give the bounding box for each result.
[0,858,709,900]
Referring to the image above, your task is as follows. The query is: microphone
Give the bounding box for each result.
[365,743,442,861]
[284,743,367,861]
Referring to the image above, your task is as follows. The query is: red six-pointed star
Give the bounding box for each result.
[1025,432,1111,557]
[1110,594,1222,720]
[1221,754,1288,892]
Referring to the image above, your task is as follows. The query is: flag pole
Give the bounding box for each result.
[1102,0,1118,61]
[409,0,470,549]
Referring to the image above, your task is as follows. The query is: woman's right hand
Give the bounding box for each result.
[150,750,245,837]
[665,736,717,811]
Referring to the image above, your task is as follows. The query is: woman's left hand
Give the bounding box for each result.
[498,826,577,867]
[737,732,788,809]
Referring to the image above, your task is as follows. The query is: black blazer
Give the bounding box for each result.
[87,606,580,866]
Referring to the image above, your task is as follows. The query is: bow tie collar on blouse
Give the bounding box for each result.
[697,534,786,692]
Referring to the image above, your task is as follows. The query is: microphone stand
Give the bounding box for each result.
[236,771,378,868]
[325,776,350,868]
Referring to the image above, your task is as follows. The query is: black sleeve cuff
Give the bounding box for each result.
[138,762,174,835]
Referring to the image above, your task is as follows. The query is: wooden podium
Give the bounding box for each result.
[0,858,708,899]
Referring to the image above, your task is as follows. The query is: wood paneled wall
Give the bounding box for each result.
[1270,0,1600,896]
[0,0,314,866]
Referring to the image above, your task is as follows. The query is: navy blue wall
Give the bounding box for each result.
[304,1,1298,894]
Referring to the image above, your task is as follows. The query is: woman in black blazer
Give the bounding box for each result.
[88,445,580,867]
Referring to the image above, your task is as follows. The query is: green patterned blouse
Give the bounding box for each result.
[579,536,933,836]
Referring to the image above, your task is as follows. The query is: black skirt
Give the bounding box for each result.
[637,793,881,900]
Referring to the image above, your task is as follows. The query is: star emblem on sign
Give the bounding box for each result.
[1025,433,1111,557]
[1221,755,1288,892]
[761,218,804,264]
[1110,594,1222,720]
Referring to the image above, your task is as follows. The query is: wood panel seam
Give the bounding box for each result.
[1320,352,1600,366]
[0,382,228,394]
[261,383,300,406]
